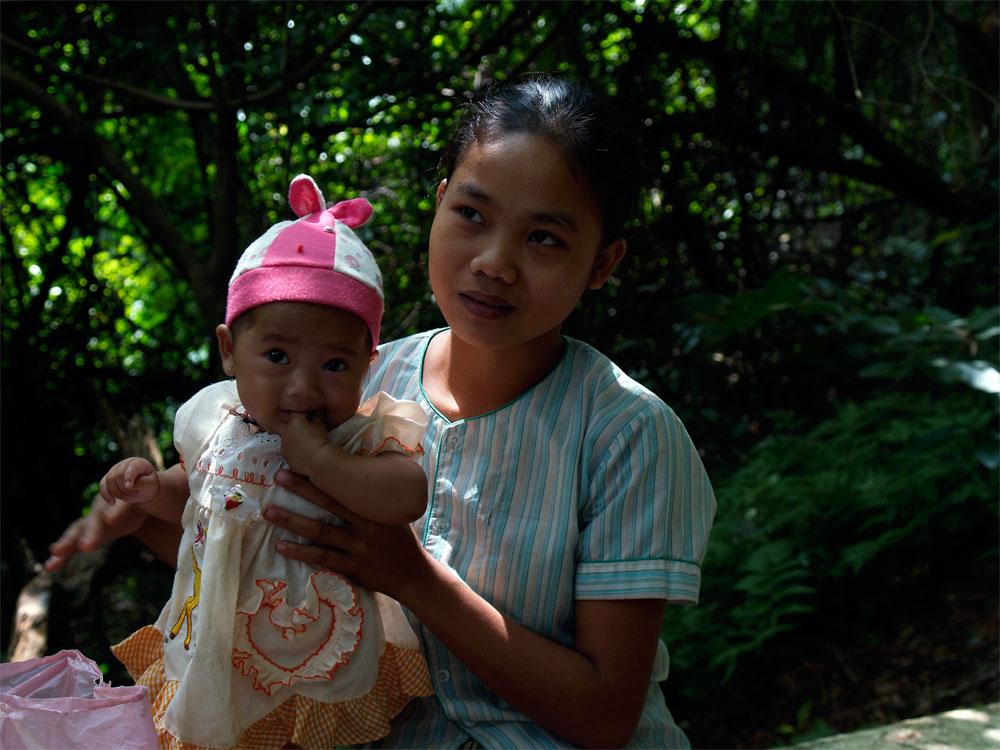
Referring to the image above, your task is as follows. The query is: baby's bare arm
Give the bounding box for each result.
[141,463,189,524]
[304,446,427,524]
[281,412,427,524]
[100,458,188,524]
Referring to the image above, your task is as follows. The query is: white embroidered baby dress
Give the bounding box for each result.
[112,380,433,750]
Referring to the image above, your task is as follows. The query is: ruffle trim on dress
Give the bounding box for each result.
[111,624,434,750]
[333,392,428,459]
[232,571,364,696]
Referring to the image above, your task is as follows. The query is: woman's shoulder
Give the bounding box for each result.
[559,338,687,441]
[562,338,665,408]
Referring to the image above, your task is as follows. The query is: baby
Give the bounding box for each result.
[102,175,433,749]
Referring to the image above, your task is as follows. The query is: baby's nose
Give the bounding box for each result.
[286,370,320,400]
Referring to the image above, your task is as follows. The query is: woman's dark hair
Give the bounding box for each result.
[438,74,643,246]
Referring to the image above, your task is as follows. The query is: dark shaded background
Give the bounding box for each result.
[2,2,997,746]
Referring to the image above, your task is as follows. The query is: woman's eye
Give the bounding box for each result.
[457,205,485,225]
[323,359,348,372]
[528,230,562,247]
[265,349,289,364]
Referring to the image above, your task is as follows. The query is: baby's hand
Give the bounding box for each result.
[281,412,332,475]
[99,457,160,505]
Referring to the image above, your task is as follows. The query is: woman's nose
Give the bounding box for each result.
[469,233,517,284]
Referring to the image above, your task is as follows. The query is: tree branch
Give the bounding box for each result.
[640,21,990,219]
[243,0,377,106]
[0,1,375,113]
[0,63,216,317]
[0,33,214,112]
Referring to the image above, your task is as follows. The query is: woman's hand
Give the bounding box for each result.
[46,493,185,572]
[45,495,149,572]
[265,468,429,600]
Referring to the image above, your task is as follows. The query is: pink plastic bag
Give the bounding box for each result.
[0,649,158,749]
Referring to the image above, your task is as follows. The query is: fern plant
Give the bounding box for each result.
[663,386,998,687]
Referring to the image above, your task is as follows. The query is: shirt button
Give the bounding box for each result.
[462,720,476,728]
[432,518,450,534]
[435,668,451,684]
[447,432,462,449]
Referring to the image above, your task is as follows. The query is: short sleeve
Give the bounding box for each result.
[174,381,240,471]
[333,391,428,458]
[575,398,716,605]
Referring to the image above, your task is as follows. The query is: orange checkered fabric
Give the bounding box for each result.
[112,625,434,750]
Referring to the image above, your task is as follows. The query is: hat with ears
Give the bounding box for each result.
[225,174,384,349]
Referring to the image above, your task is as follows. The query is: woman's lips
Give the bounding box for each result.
[459,291,514,319]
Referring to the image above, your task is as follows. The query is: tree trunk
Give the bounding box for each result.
[7,569,52,663]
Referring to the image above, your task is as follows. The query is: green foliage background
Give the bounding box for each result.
[2,1,997,746]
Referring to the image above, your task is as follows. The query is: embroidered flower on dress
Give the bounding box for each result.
[225,487,245,510]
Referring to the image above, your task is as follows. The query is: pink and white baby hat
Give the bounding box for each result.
[225,174,384,349]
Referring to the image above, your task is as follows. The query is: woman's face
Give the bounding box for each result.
[428,132,624,359]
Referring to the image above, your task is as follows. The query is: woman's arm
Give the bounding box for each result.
[265,470,663,748]
[132,515,185,568]
[404,558,665,748]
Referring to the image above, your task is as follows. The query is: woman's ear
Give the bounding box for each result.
[587,238,627,290]
[435,179,448,208]
[216,324,236,377]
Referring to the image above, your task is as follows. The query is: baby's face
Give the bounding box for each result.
[219,302,374,435]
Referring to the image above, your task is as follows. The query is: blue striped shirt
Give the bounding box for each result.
[361,330,715,749]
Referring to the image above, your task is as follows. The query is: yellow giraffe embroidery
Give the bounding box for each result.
[169,546,202,650]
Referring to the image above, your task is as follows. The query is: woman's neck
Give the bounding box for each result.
[423,329,565,421]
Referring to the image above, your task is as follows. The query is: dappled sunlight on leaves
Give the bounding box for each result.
[2,1,996,747]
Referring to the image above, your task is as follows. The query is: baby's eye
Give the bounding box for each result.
[265,349,289,364]
[457,205,485,225]
[528,230,562,247]
[323,359,348,372]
